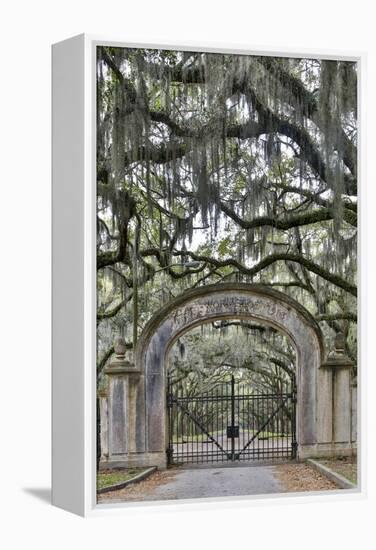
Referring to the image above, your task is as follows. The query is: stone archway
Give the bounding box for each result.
[100,283,355,469]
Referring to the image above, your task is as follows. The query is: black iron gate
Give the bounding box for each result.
[167,374,297,465]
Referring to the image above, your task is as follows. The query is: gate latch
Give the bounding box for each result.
[227,426,239,438]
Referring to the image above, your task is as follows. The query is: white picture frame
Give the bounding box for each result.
[52,34,365,517]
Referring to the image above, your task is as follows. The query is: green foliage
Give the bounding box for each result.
[218,236,232,257]
[96,469,144,490]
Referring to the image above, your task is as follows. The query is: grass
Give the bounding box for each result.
[173,430,221,443]
[318,456,357,484]
[172,430,287,443]
[257,431,287,439]
[97,469,145,490]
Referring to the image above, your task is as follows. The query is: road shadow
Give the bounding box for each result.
[23,488,51,504]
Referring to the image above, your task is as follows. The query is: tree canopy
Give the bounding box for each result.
[96,47,357,388]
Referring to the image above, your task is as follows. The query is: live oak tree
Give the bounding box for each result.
[168,321,295,392]
[96,47,357,389]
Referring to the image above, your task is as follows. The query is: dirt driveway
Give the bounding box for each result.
[97,462,338,504]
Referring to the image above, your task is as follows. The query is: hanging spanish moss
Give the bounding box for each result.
[96,46,357,380]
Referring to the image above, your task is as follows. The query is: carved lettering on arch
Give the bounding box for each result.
[170,293,290,332]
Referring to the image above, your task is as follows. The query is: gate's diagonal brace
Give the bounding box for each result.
[174,400,228,456]
[238,395,290,457]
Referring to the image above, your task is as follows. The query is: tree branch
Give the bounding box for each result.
[316,313,357,322]
[170,249,357,296]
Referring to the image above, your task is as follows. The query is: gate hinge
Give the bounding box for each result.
[291,440,298,458]
[166,446,174,464]
[291,387,297,404]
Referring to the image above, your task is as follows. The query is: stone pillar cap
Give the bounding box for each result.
[104,337,140,374]
[97,386,108,397]
[104,360,140,374]
[114,337,127,358]
[321,332,355,368]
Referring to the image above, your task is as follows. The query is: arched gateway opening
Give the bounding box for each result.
[100,283,354,470]
[166,321,297,465]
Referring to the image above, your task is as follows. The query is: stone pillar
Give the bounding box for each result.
[103,337,141,467]
[98,386,109,463]
[351,375,357,443]
[321,333,354,452]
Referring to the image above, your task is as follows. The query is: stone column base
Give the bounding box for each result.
[298,442,357,460]
[99,451,167,471]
